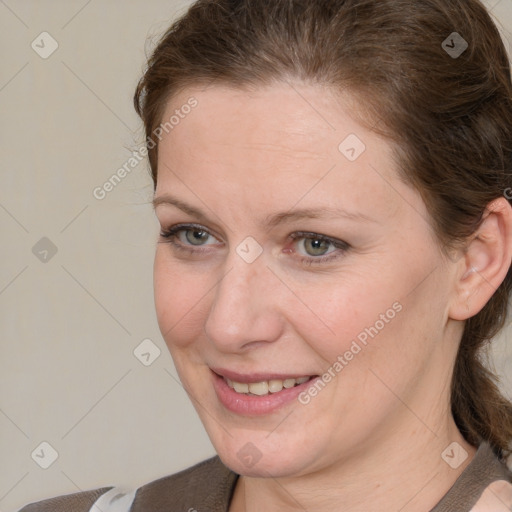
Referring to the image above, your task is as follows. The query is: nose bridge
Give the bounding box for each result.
[204,249,282,350]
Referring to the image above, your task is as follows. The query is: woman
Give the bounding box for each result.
[18,0,512,510]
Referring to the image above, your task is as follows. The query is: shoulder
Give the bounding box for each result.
[16,456,237,512]
[16,487,114,512]
[131,455,238,510]
[432,442,512,512]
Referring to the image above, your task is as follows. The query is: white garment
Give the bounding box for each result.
[88,487,137,512]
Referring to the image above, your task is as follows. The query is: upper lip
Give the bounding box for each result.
[211,368,317,383]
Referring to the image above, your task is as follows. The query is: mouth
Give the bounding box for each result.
[210,369,320,415]
[224,375,314,396]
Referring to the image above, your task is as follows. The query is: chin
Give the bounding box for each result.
[220,451,304,478]
[208,428,322,478]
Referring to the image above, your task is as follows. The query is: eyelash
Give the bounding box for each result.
[159,223,350,266]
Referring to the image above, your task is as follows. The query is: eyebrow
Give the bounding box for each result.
[152,194,377,227]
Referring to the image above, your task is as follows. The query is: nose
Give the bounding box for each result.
[203,248,284,354]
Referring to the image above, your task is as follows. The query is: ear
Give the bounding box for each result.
[449,197,512,321]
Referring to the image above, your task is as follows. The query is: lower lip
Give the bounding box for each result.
[211,371,319,416]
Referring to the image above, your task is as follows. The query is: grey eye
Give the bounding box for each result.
[184,229,211,246]
[301,238,334,257]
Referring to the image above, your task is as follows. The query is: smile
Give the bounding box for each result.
[211,369,320,415]
[225,376,313,395]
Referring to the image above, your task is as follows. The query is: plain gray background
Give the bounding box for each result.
[1,1,511,510]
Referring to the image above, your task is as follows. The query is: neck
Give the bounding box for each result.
[229,417,476,512]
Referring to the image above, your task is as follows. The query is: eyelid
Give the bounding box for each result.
[160,223,221,241]
[287,231,349,266]
[159,223,222,249]
[288,231,349,250]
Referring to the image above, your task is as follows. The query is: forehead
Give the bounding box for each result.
[159,82,369,161]
[154,82,417,226]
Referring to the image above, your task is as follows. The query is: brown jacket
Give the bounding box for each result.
[17,442,512,512]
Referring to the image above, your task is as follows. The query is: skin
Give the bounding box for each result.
[152,82,512,511]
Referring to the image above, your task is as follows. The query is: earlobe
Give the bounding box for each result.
[449,197,512,321]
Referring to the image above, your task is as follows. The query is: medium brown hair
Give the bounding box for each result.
[134,0,512,459]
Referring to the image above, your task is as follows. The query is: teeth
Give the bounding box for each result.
[248,381,269,396]
[283,378,296,388]
[268,379,283,393]
[233,381,249,393]
[226,376,311,395]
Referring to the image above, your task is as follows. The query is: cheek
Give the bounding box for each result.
[293,262,439,383]
[290,272,402,363]
[153,249,212,348]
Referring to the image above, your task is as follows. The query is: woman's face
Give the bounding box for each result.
[153,83,461,477]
